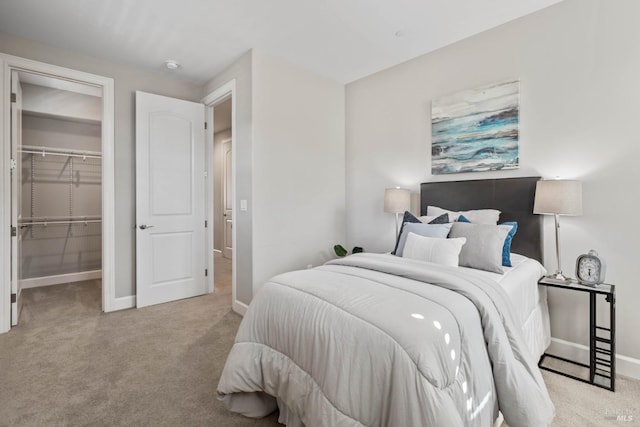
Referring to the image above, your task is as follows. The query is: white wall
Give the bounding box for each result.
[346,0,640,367]
[203,50,346,303]
[0,31,202,299]
[251,50,345,293]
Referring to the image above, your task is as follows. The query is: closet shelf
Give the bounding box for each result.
[20,145,102,160]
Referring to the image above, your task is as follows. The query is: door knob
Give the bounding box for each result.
[139,224,154,230]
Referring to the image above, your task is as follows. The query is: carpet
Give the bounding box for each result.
[0,280,278,426]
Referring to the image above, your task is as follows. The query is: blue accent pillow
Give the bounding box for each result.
[392,211,421,255]
[501,222,518,267]
[392,211,448,255]
[458,215,517,267]
[426,213,449,224]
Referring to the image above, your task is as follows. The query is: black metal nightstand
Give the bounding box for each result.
[537,277,616,391]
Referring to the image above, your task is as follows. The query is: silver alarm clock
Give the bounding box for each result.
[575,249,606,286]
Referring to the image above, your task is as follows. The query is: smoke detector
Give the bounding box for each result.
[164,60,181,70]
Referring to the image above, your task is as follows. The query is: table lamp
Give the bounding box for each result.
[533,179,582,282]
[384,187,410,238]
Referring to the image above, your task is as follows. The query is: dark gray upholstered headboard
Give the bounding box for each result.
[420,177,543,262]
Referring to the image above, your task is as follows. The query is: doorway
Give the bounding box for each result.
[14,71,103,324]
[213,98,232,294]
[1,54,115,333]
[203,81,238,311]
[213,99,233,258]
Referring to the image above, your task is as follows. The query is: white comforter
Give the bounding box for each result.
[217,253,554,426]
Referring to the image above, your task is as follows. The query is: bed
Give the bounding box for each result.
[217,177,554,427]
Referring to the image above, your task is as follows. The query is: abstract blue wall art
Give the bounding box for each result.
[431,80,520,175]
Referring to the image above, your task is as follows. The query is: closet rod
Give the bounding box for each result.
[20,145,102,160]
[20,215,102,222]
[19,219,102,227]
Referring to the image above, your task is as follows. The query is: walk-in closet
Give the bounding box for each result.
[13,71,103,317]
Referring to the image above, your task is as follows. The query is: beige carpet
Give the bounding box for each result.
[0,267,638,426]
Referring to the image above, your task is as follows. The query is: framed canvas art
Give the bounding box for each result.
[431,80,519,175]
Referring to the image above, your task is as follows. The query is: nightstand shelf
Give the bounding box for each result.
[537,277,616,392]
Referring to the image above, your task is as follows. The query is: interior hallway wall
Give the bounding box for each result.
[213,128,231,252]
[203,50,346,304]
[250,50,345,295]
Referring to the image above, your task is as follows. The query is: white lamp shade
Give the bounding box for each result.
[384,187,410,213]
[533,180,582,216]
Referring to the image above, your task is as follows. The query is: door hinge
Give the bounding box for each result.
[204,220,208,228]
[10,159,17,170]
[10,93,17,103]
[11,293,16,303]
[10,226,17,237]
[204,122,208,130]
[205,269,208,277]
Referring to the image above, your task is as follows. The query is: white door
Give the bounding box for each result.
[135,91,206,308]
[10,71,22,326]
[222,140,233,259]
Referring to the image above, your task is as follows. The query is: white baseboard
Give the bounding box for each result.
[112,295,136,311]
[548,337,640,380]
[233,299,248,316]
[20,270,102,289]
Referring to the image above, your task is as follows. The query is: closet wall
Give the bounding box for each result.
[19,83,102,282]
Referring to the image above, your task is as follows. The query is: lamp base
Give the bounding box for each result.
[543,272,572,284]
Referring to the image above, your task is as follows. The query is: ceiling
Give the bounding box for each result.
[0,0,563,84]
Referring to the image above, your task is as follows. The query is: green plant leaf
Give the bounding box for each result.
[352,246,364,254]
[334,244,348,257]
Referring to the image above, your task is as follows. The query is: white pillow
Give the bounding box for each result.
[426,205,501,225]
[449,222,511,274]
[402,232,466,267]
[394,222,453,257]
